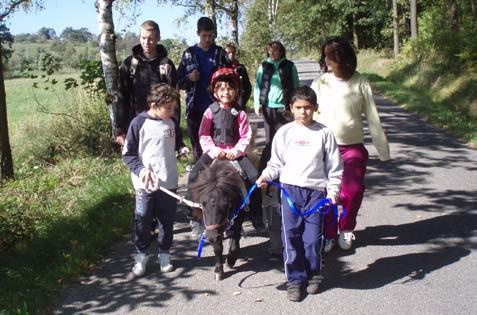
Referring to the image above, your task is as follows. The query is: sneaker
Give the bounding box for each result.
[323,238,335,253]
[307,274,323,294]
[287,283,305,302]
[338,231,355,250]
[190,220,204,240]
[158,252,173,272]
[132,253,149,277]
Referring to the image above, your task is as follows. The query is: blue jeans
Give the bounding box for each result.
[134,189,177,253]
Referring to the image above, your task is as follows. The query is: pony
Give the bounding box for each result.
[188,159,246,280]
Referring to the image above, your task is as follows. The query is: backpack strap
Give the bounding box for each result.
[159,56,171,82]
[129,56,139,78]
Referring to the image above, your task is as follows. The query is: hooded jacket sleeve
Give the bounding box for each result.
[122,116,146,177]
[115,57,133,137]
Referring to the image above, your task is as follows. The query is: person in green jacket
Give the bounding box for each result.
[254,41,299,255]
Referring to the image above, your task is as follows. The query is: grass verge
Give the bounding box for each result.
[358,50,477,147]
[0,157,133,314]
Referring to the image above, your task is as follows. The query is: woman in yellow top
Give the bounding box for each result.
[311,37,390,252]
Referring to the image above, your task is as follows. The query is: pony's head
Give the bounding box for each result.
[189,160,243,230]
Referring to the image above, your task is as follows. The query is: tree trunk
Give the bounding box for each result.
[267,0,279,33]
[205,0,217,33]
[449,0,460,32]
[230,0,239,45]
[471,0,477,20]
[352,12,359,49]
[393,0,399,59]
[410,0,418,39]
[0,47,14,180]
[96,0,119,132]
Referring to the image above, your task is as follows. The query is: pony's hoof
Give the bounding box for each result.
[214,271,225,281]
[227,255,237,268]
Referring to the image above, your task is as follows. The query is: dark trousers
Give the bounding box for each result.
[259,107,282,172]
[134,189,177,253]
[186,110,206,162]
[281,183,325,285]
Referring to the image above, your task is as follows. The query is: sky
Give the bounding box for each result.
[4,0,211,45]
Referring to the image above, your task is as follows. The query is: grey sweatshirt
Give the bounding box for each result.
[122,112,178,190]
[261,121,343,199]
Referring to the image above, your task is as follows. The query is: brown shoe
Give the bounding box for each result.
[287,282,305,302]
[307,274,324,294]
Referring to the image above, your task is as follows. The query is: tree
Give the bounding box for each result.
[410,0,418,39]
[37,26,56,40]
[393,0,399,59]
[60,27,94,43]
[96,0,119,133]
[1,0,45,180]
[0,23,13,179]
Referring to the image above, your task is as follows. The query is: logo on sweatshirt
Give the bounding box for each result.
[295,140,311,146]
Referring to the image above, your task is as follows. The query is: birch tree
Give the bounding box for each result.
[410,0,418,39]
[95,0,119,132]
[393,0,399,59]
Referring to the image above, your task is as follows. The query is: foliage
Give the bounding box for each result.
[0,157,132,314]
[37,27,56,40]
[64,60,107,96]
[0,23,13,57]
[406,1,477,65]
[358,50,477,146]
[59,27,95,43]
[240,0,271,67]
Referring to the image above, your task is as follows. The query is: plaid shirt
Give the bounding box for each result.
[178,44,230,116]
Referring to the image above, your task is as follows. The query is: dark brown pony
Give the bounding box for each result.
[188,160,246,280]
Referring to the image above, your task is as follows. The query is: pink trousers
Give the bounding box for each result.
[324,143,369,239]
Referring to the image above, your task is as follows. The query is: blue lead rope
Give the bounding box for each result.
[196,232,207,258]
[266,181,340,221]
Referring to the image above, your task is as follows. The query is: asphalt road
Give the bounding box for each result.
[55,59,477,315]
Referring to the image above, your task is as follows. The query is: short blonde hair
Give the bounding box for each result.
[140,20,160,35]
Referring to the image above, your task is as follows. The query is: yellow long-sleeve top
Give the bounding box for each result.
[311,72,390,161]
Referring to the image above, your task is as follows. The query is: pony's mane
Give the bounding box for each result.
[189,161,243,203]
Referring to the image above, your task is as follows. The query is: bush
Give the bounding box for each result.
[16,88,115,166]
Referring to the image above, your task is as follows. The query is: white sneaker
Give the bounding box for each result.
[323,239,335,253]
[190,220,204,240]
[132,253,149,277]
[159,252,173,272]
[338,231,355,250]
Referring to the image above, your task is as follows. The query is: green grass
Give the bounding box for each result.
[1,72,191,314]
[357,50,477,147]
[0,157,133,314]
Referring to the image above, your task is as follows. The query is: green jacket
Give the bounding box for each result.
[254,57,299,109]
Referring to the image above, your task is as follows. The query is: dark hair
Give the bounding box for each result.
[319,37,357,80]
[266,41,286,58]
[290,85,317,108]
[197,16,215,33]
[225,43,237,51]
[147,83,180,108]
[214,77,239,91]
[140,20,160,34]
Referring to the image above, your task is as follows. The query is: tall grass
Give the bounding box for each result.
[1,79,134,314]
[1,74,191,314]
[357,50,477,147]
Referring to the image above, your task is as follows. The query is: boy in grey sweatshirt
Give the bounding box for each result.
[256,85,342,301]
